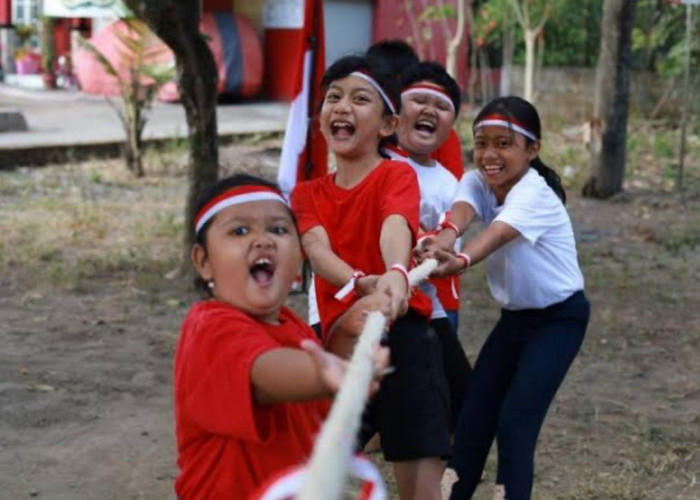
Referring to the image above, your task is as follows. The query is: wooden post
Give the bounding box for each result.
[677,2,695,191]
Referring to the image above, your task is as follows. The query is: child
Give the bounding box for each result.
[385,61,472,428]
[174,174,390,500]
[291,55,451,500]
[366,39,465,180]
[422,96,590,500]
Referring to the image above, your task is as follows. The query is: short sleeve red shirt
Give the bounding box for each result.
[174,301,330,500]
[291,160,432,334]
[431,129,464,180]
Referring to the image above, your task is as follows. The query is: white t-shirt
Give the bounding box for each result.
[387,150,459,319]
[454,168,584,310]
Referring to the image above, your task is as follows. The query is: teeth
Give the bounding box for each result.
[255,258,272,266]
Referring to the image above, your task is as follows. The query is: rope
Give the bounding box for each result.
[296,258,438,500]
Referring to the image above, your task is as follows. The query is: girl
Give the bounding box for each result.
[424,97,590,500]
[174,174,389,500]
[291,55,451,500]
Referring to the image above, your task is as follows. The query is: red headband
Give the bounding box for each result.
[194,185,288,234]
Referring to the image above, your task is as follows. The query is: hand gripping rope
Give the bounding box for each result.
[254,258,439,500]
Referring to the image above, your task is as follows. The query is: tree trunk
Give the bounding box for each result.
[500,20,515,96]
[523,29,537,102]
[583,0,635,199]
[124,0,219,258]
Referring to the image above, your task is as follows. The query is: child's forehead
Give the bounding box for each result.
[327,74,377,93]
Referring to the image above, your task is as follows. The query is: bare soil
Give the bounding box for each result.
[1,125,699,500]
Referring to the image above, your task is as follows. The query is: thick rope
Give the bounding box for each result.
[297,258,438,500]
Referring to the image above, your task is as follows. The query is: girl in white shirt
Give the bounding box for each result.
[423,96,590,500]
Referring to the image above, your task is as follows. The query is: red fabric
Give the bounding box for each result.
[434,275,460,312]
[291,161,432,335]
[431,129,464,180]
[174,301,330,500]
[296,0,328,184]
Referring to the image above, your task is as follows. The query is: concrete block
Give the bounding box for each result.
[0,109,28,132]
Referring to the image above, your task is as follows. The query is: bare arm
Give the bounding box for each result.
[301,225,355,288]
[431,221,521,276]
[433,201,477,251]
[375,214,413,318]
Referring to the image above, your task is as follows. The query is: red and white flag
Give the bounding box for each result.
[277,0,329,196]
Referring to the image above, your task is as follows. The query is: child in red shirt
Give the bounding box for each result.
[291,55,451,500]
[174,174,389,500]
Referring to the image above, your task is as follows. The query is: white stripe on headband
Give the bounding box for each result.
[350,71,397,114]
[474,119,537,142]
[195,192,289,234]
[401,87,455,112]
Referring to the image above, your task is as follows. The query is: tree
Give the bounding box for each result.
[123,0,219,254]
[583,0,636,199]
[507,0,552,102]
[80,19,174,177]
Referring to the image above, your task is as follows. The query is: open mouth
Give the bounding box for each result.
[415,119,436,135]
[481,165,505,177]
[330,120,355,138]
[249,257,276,285]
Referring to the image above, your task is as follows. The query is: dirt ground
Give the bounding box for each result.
[1,119,699,500]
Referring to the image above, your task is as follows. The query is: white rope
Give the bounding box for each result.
[297,258,438,500]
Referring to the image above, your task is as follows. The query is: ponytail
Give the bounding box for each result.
[531,157,566,204]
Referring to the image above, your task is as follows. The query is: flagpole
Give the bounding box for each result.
[304,0,322,182]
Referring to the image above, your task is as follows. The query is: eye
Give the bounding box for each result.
[498,139,511,148]
[325,91,340,102]
[230,226,249,236]
[269,224,290,235]
[474,139,486,149]
[354,94,371,104]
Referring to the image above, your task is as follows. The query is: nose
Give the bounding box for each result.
[333,95,351,114]
[252,232,274,249]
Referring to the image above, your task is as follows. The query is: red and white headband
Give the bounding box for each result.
[473,113,538,142]
[401,83,455,112]
[194,185,288,234]
[350,71,397,114]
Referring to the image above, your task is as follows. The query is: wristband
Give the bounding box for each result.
[456,252,471,273]
[389,263,410,291]
[334,270,366,302]
[439,219,460,234]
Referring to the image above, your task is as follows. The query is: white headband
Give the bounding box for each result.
[473,115,538,142]
[350,71,397,114]
[195,187,289,235]
[401,85,455,112]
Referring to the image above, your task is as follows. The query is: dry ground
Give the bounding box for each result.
[0,116,699,500]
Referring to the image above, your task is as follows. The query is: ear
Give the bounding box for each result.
[527,140,541,161]
[379,114,399,138]
[191,243,213,282]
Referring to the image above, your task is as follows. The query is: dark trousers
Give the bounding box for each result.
[449,291,590,500]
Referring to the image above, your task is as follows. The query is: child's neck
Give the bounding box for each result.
[334,153,384,189]
[407,151,435,167]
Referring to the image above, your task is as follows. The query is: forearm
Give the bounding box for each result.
[436,201,476,250]
[302,229,355,288]
[251,348,331,405]
[380,214,412,268]
[461,221,519,266]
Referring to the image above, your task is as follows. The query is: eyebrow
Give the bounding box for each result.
[328,82,375,95]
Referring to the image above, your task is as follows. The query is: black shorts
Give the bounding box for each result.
[361,309,452,462]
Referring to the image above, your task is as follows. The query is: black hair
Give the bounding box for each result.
[400,61,461,116]
[474,96,566,204]
[191,173,297,295]
[321,54,400,157]
[321,54,400,116]
[366,39,419,79]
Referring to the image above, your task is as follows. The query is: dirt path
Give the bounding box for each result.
[1,141,698,499]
